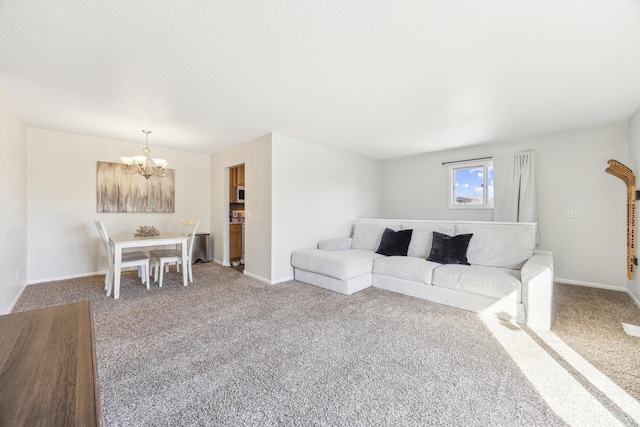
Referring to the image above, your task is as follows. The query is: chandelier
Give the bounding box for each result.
[120,130,168,179]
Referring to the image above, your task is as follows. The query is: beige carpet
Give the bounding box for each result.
[11,263,640,426]
[552,283,640,402]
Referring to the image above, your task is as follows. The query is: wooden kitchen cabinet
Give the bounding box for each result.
[229,165,245,202]
[237,165,245,186]
[229,167,237,203]
[229,223,242,260]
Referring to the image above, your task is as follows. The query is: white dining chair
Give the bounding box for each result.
[95,220,150,296]
[150,219,199,287]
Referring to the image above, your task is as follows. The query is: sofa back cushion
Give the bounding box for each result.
[456,223,536,269]
[403,224,456,258]
[352,223,399,251]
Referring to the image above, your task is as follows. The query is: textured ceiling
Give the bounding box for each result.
[1,1,640,159]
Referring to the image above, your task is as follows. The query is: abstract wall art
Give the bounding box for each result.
[96,161,175,213]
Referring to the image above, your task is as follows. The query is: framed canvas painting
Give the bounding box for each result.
[96,161,175,213]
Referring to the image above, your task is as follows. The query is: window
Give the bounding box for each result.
[449,159,494,209]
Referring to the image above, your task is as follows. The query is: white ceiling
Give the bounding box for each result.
[1,1,640,159]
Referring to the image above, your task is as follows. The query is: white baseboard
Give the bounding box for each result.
[6,283,28,314]
[555,278,640,310]
[271,275,294,285]
[243,271,293,285]
[628,290,640,309]
[243,271,271,284]
[26,268,153,285]
[554,278,626,292]
[212,259,291,285]
[28,270,105,285]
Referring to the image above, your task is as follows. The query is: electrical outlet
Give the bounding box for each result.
[15,270,19,280]
[567,210,578,218]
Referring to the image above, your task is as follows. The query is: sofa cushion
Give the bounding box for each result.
[404,224,456,258]
[427,232,473,265]
[456,224,536,269]
[376,228,413,256]
[373,256,441,284]
[318,237,353,251]
[352,223,398,251]
[431,264,522,302]
[291,249,385,281]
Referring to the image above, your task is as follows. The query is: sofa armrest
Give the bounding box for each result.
[318,237,353,251]
[521,252,554,330]
[533,249,553,257]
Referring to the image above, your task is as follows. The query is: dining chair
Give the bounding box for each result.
[150,219,199,287]
[95,220,150,296]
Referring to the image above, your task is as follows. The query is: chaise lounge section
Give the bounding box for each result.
[291,219,553,330]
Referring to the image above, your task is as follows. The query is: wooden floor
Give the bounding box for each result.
[0,301,101,426]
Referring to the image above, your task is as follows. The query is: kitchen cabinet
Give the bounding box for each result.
[229,165,245,203]
[229,168,236,203]
[229,223,242,260]
[237,164,245,186]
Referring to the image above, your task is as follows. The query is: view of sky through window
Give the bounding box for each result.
[453,165,494,205]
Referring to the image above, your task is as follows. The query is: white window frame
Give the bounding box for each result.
[448,159,494,209]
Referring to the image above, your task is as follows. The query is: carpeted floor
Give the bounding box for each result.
[12,263,640,426]
[552,283,640,403]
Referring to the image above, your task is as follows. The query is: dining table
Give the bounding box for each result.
[109,232,189,299]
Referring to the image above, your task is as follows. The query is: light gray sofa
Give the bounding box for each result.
[291,219,553,330]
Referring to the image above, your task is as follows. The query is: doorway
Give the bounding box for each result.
[228,164,245,272]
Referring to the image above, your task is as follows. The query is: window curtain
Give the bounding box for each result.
[493,150,538,241]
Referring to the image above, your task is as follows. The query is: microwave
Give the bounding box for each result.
[236,186,245,203]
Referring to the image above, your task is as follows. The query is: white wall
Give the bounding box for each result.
[271,134,381,282]
[27,128,211,283]
[210,134,273,282]
[0,87,27,313]
[210,133,381,284]
[381,122,628,289]
[627,106,640,304]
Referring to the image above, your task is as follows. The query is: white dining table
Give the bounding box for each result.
[109,232,189,299]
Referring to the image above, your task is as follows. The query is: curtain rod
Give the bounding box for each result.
[442,156,492,166]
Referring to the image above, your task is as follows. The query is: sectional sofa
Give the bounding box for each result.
[291,219,553,330]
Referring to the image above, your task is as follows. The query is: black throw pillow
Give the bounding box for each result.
[426,232,473,265]
[375,228,413,256]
